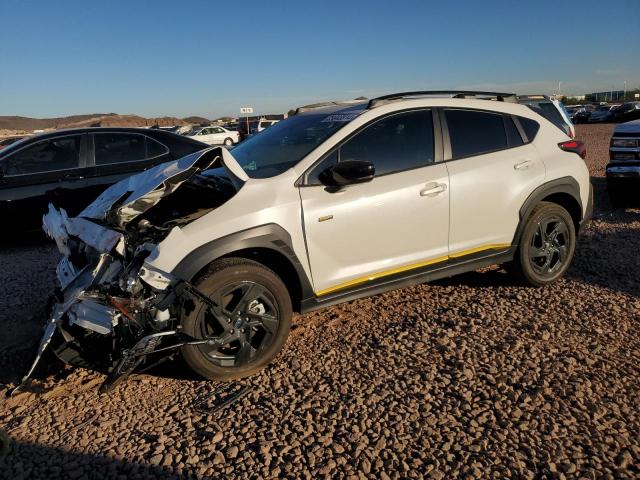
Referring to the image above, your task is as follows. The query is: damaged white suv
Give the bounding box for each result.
[16,91,593,393]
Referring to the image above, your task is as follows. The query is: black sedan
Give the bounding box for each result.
[0,127,208,233]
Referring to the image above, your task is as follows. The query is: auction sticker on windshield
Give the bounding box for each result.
[321,112,361,122]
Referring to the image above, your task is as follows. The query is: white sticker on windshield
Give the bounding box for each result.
[321,112,361,123]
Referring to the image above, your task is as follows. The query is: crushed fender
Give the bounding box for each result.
[12,148,246,394]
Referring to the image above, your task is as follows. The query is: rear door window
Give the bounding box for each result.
[95,133,146,165]
[445,110,508,158]
[3,135,82,175]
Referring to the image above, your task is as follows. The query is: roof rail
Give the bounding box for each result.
[367,90,517,108]
[516,94,552,101]
[293,99,365,115]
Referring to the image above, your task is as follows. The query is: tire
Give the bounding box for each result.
[223,137,234,146]
[181,258,292,380]
[508,202,576,287]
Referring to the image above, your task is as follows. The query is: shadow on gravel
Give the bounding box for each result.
[1,439,186,480]
[568,208,640,298]
[0,231,49,249]
[432,268,515,289]
[433,208,640,298]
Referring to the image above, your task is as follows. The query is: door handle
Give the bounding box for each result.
[513,160,532,170]
[420,182,447,197]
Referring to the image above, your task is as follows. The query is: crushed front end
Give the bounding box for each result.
[10,148,246,395]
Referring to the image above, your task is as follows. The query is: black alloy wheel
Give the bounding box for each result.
[198,280,280,368]
[528,215,570,275]
[181,258,292,380]
[507,202,576,286]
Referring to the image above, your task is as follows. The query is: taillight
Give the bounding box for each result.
[558,140,586,159]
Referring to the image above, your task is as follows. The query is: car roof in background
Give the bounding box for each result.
[614,119,640,133]
[0,126,207,157]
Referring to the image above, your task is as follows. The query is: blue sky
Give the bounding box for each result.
[1,0,639,119]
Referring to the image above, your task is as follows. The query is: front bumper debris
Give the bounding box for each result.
[9,202,229,396]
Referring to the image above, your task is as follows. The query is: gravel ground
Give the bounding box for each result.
[0,124,638,479]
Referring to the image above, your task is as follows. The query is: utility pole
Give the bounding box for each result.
[624,80,627,100]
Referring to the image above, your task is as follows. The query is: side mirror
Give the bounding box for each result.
[327,160,375,186]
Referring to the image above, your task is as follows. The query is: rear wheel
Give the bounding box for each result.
[181,258,292,380]
[508,202,576,286]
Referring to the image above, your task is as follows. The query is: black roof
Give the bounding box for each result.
[0,126,208,158]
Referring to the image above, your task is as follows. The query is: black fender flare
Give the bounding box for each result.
[171,223,314,300]
[511,176,584,247]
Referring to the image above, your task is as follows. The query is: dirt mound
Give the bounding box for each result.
[183,116,210,124]
[0,114,211,132]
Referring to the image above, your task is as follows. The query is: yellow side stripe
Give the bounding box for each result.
[315,243,512,297]
[448,243,513,258]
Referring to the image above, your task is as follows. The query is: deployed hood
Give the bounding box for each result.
[79,147,247,227]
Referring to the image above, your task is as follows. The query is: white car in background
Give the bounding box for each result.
[186,126,239,146]
[255,118,279,133]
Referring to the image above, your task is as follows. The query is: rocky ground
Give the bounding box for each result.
[0,124,638,479]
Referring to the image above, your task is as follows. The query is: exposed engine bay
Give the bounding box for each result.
[10,147,246,395]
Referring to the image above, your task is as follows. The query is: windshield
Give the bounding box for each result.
[231,110,361,178]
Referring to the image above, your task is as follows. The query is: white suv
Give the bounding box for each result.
[17,91,593,393]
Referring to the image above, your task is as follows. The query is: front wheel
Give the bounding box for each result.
[507,202,576,286]
[223,137,234,146]
[181,258,292,380]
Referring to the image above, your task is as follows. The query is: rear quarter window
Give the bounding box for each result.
[525,102,569,135]
[518,117,541,142]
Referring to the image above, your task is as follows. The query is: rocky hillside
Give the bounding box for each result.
[0,113,211,133]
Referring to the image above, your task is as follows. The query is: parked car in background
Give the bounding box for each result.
[0,136,27,150]
[565,106,580,120]
[572,106,594,124]
[606,119,640,206]
[612,102,640,123]
[238,118,281,140]
[565,106,592,124]
[0,127,208,232]
[185,126,239,146]
[254,118,279,133]
[517,95,575,138]
[588,105,616,123]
